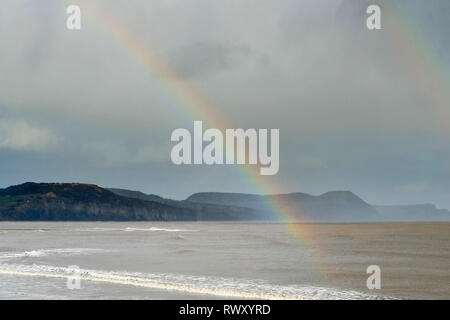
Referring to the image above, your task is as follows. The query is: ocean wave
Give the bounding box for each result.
[0,263,392,300]
[124,227,196,232]
[0,228,49,233]
[0,248,107,261]
[76,227,197,233]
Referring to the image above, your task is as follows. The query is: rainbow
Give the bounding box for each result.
[77,1,319,245]
[384,2,450,132]
[59,1,448,278]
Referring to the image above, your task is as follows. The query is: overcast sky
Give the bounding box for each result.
[0,0,449,207]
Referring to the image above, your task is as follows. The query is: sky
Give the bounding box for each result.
[0,0,449,207]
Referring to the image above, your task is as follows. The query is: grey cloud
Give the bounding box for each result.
[169,42,251,78]
[0,120,61,152]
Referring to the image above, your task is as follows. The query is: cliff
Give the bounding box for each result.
[0,182,259,221]
[1,182,449,221]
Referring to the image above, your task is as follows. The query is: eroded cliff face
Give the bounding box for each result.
[0,188,188,221]
[0,182,259,221]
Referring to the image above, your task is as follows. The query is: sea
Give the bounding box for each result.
[0,222,448,299]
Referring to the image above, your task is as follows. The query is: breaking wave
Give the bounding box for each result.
[0,263,392,300]
[0,248,107,261]
[124,227,197,232]
[0,228,49,233]
[76,227,197,233]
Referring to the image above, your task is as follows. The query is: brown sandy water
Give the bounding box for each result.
[0,222,448,299]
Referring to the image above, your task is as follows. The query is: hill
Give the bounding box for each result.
[1,183,449,221]
[0,182,259,221]
[187,191,381,222]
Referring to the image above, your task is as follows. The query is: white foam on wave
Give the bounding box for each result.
[0,248,107,261]
[0,228,49,233]
[0,263,393,300]
[77,227,197,233]
[124,227,196,232]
